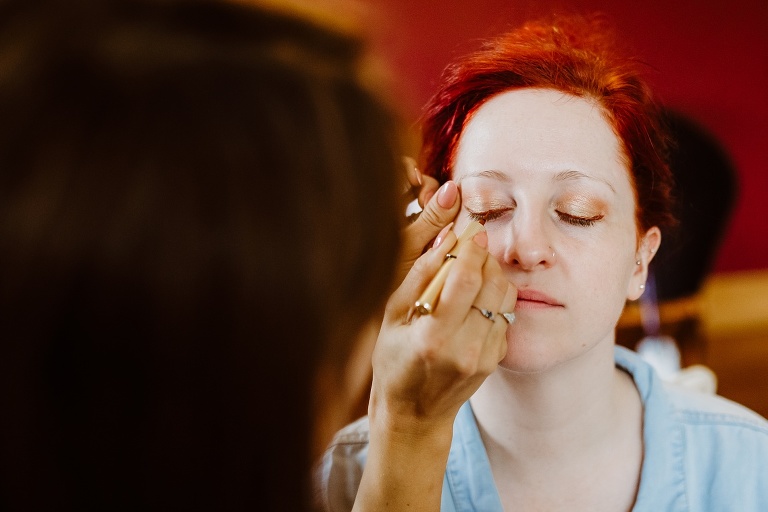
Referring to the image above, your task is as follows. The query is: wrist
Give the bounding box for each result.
[367,399,456,454]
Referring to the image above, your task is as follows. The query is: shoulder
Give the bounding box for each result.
[665,386,768,508]
[664,382,768,432]
[618,348,768,447]
[624,348,768,508]
[616,344,768,432]
[663,382,768,472]
[314,416,371,512]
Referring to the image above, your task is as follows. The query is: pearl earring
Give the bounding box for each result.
[636,259,641,265]
[639,283,645,290]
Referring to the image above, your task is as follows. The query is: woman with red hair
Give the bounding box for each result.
[319,15,768,511]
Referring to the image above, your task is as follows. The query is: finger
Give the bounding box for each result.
[400,157,438,211]
[386,229,459,321]
[454,247,509,342]
[399,181,461,282]
[402,156,422,190]
[465,254,509,326]
[415,180,459,238]
[418,174,440,208]
[430,230,489,326]
[487,282,517,364]
[498,281,518,327]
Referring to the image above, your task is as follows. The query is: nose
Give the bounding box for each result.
[495,212,556,270]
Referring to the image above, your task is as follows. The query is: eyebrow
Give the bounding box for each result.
[553,170,616,194]
[459,168,616,194]
[456,169,511,184]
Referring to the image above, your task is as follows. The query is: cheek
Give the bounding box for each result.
[559,221,634,279]
[561,257,632,349]
[484,223,511,262]
[575,241,635,315]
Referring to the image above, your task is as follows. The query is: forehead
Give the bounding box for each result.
[453,89,630,190]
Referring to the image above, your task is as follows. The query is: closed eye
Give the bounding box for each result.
[466,208,512,223]
[557,211,603,226]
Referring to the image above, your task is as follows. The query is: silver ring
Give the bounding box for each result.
[500,312,516,324]
[471,305,495,321]
[445,253,457,260]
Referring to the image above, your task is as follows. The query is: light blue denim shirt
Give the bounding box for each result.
[317,346,768,511]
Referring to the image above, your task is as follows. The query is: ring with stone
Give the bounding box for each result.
[500,312,516,324]
[470,305,495,321]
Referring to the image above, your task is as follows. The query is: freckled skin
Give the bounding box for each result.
[452,89,655,372]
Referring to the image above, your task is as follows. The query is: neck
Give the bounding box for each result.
[469,342,639,466]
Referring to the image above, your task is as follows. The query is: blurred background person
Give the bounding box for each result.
[0,0,409,509]
[0,1,506,510]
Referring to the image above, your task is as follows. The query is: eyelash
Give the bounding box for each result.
[556,212,604,227]
[467,209,510,223]
[467,209,603,227]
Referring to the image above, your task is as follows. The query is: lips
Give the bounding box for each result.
[515,289,564,309]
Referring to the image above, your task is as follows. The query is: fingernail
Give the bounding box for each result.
[437,181,458,209]
[472,231,488,248]
[432,222,454,249]
[403,156,422,186]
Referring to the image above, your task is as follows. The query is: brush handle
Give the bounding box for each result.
[414,220,485,315]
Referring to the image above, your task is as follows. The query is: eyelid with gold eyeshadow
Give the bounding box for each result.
[555,195,606,226]
[556,211,604,227]
[465,193,607,225]
[466,206,604,227]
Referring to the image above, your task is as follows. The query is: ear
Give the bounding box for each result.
[626,227,662,301]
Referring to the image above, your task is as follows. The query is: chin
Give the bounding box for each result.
[498,343,562,374]
[498,356,560,374]
[497,332,594,374]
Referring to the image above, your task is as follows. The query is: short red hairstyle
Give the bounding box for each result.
[419,14,675,234]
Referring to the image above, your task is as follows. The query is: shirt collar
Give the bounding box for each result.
[444,346,688,511]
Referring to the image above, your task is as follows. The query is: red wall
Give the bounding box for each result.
[361,0,768,273]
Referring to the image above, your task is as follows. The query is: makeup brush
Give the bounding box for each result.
[414,220,485,315]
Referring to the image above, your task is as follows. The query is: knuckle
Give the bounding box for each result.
[417,206,445,231]
[411,252,430,274]
[453,268,482,292]
[453,356,479,379]
[411,250,440,278]
[412,328,449,362]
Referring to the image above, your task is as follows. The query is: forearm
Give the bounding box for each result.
[352,410,453,512]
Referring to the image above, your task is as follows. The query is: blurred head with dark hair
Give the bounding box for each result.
[652,109,738,301]
[0,0,403,509]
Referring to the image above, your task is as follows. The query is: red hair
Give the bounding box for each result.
[420,14,675,233]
